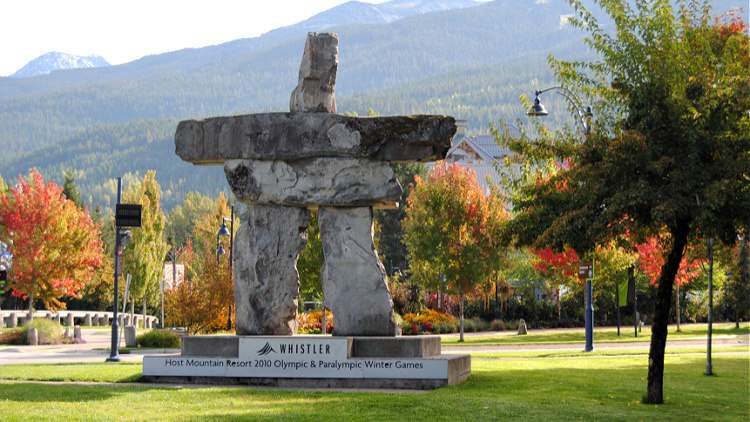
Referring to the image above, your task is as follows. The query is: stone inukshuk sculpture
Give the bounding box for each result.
[175,32,456,336]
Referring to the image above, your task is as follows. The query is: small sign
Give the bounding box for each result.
[578,260,594,280]
[116,204,142,227]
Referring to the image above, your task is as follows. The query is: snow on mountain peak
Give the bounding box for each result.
[11,52,110,78]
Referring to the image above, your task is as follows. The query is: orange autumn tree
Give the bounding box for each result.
[404,162,509,341]
[165,193,236,334]
[0,170,104,310]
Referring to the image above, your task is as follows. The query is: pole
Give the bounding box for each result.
[584,278,594,352]
[706,236,714,376]
[106,177,122,362]
[495,281,499,321]
[633,267,638,338]
[229,206,234,269]
[216,233,221,263]
[160,279,165,329]
[322,304,327,335]
[616,281,620,336]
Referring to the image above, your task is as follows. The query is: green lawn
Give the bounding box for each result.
[441,322,749,346]
[470,346,749,359]
[0,355,746,421]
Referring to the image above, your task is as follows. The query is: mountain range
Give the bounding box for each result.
[0,0,742,211]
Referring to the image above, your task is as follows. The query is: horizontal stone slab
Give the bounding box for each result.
[225,158,402,209]
[175,112,456,165]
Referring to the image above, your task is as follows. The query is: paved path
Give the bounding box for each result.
[441,336,749,354]
[0,328,178,364]
[1,326,747,365]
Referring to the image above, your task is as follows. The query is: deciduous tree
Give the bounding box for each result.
[165,193,235,333]
[164,191,217,249]
[0,170,103,310]
[122,171,166,322]
[636,233,704,331]
[404,162,509,341]
[497,1,749,403]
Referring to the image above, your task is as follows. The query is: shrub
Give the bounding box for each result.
[137,330,181,348]
[0,329,25,345]
[298,322,334,335]
[435,321,456,333]
[462,318,476,332]
[401,323,419,335]
[470,317,489,332]
[19,318,67,344]
[490,319,507,331]
[403,309,455,327]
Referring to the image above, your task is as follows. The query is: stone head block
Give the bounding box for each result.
[290,32,338,113]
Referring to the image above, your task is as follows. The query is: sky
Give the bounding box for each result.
[0,0,389,77]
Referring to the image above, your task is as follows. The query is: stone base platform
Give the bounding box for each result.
[142,335,470,390]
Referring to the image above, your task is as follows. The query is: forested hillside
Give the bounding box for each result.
[3,58,573,211]
[0,0,741,211]
[0,0,586,155]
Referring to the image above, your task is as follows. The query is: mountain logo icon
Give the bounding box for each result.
[257,342,276,356]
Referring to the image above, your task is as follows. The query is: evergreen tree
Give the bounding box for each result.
[62,168,84,208]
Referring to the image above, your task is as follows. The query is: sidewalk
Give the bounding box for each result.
[0,328,178,364]
[439,324,750,354]
[441,337,749,354]
[1,326,747,364]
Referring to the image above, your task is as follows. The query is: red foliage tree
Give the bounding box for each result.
[0,171,104,310]
[532,246,580,319]
[636,235,703,288]
[637,233,705,330]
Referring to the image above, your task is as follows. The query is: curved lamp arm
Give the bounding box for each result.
[529,86,593,137]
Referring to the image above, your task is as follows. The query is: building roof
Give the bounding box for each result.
[440,126,522,194]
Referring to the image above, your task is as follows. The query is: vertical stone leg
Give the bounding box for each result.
[319,207,395,336]
[234,204,309,335]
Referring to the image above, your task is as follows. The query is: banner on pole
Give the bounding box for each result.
[618,280,628,307]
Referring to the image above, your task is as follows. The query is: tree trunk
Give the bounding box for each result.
[556,287,561,321]
[647,219,690,404]
[142,296,147,329]
[27,292,34,312]
[459,286,465,342]
[675,283,681,332]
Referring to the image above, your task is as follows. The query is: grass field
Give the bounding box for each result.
[0,355,747,421]
[441,323,749,346]
[0,323,746,421]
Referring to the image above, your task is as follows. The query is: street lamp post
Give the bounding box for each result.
[529,86,595,352]
[216,206,234,267]
[216,205,234,330]
[107,178,123,362]
[165,249,181,329]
